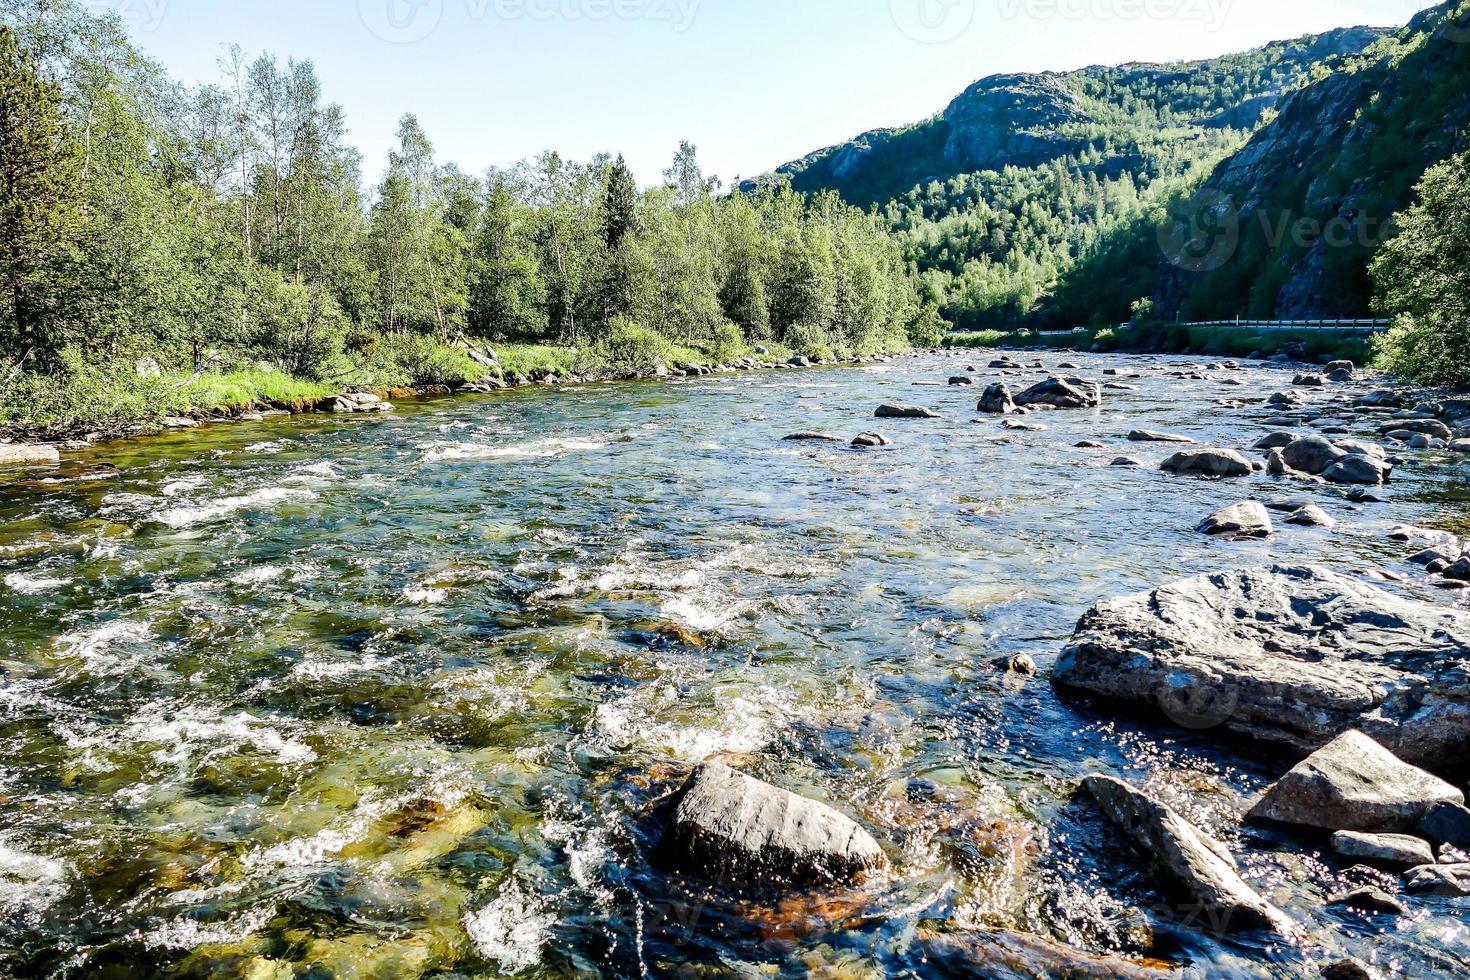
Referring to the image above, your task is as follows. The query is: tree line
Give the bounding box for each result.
[0,1,939,398]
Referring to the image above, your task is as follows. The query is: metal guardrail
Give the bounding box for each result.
[1184,319,1391,333]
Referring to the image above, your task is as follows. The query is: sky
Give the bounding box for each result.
[101,0,1437,187]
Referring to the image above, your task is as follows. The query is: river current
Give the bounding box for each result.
[1,352,1467,978]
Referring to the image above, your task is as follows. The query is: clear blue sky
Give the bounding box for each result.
[107,0,1435,187]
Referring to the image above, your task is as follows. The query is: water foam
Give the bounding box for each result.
[463,877,555,973]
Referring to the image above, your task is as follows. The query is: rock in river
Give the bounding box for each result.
[1083,775,1297,938]
[1129,430,1196,444]
[1248,731,1464,833]
[1281,435,1344,475]
[1198,502,1273,539]
[1052,566,1470,768]
[976,382,1017,415]
[875,403,940,420]
[851,432,891,449]
[1284,504,1335,528]
[0,444,60,466]
[1160,448,1253,478]
[1323,454,1392,486]
[657,761,888,889]
[783,432,842,443]
[1014,376,1101,410]
[1331,831,1435,869]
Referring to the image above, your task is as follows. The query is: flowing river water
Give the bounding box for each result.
[1,352,1468,978]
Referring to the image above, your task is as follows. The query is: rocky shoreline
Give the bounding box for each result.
[0,344,907,473]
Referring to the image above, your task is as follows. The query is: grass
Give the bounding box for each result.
[944,324,1376,364]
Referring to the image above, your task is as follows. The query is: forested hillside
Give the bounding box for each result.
[747,27,1386,330]
[1156,0,1470,322]
[0,1,935,438]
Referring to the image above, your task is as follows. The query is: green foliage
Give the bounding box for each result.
[576,318,677,376]
[1371,144,1470,386]
[0,0,933,437]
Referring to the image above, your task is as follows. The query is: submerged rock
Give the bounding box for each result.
[1014,376,1101,410]
[1052,566,1470,767]
[783,432,843,443]
[1249,731,1464,833]
[1083,775,1297,938]
[1326,888,1405,916]
[1160,448,1253,478]
[1129,430,1195,444]
[875,403,940,420]
[977,382,1017,415]
[917,930,1173,979]
[1198,502,1273,539]
[1284,504,1335,528]
[657,762,888,889]
[1323,455,1392,485]
[0,444,60,466]
[850,432,892,449]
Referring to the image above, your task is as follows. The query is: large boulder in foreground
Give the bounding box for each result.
[1014,376,1101,410]
[1084,776,1297,938]
[1248,731,1463,834]
[657,762,888,889]
[1052,566,1470,768]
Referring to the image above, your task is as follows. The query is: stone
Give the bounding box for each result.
[850,432,891,449]
[1355,390,1407,409]
[1052,567,1470,768]
[1282,436,1345,475]
[1002,419,1045,432]
[1325,360,1357,377]
[1284,504,1335,528]
[1379,419,1452,440]
[1082,776,1297,937]
[1014,376,1101,410]
[1331,831,1435,869]
[1255,432,1297,450]
[976,383,1017,415]
[1129,430,1195,444]
[787,356,812,367]
[1198,502,1273,539]
[0,444,61,466]
[1326,888,1406,917]
[1402,863,1470,896]
[657,761,888,888]
[160,417,198,429]
[1266,449,1291,476]
[1249,731,1464,833]
[1160,448,1253,478]
[1294,374,1326,388]
[917,930,1173,979]
[1445,558,1470,581]
[948,376,975,386]
[1420,802,1470,848]
[1323,455,1392,485]
[1335,440,1387,459]
[783,432,843,443]
[1111,456,1144,467]
[1074,440,1108,449]
[875,403,940,420]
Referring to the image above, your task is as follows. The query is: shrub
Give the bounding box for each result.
[253,275,349,380]
[577,319,676,376]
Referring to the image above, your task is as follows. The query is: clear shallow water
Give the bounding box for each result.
[1,353,1468,978]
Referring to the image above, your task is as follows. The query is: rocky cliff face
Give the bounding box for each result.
[1157,2,1470,320]
[750,27,1387,209]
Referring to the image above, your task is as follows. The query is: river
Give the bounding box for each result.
[1,352,1466,977]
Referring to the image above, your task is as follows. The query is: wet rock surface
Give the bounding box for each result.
[1053,567,1470,766]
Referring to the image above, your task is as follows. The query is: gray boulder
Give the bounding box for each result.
[783,432,842,443]
[1378,418,1452,440]
[1331,831,1435,869]
[1403,863,1470,896]
[1129,430,1195,444]
[1421,802,1470,848]
[1160,448,1253,478]
[1248,731,1464,833]
[1254,432,1297,451]
[875,403,940,420]
[850,432,892,449]
[1052,566,1470,767]
[1014,376,1101,410]
[658,762,888,888]
[1323,455,1392,485]
[1281,436,1345,475]
[1198,502,1273,539]
[1082,776,1297,938]
[948,376,975,386]
[976,383,1016,415]
[1284,504,1335,528]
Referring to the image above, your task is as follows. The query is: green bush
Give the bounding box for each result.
[252,276,350,381]
[784,323,836,362]
[577,318,677,376]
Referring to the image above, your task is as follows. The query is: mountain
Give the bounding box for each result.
[1156,0,1470,321]
[748,27,1386,210]
[743,26,1393,329]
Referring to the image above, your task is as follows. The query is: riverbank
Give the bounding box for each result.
[945,322,1378,365]
[0,337,913,466]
